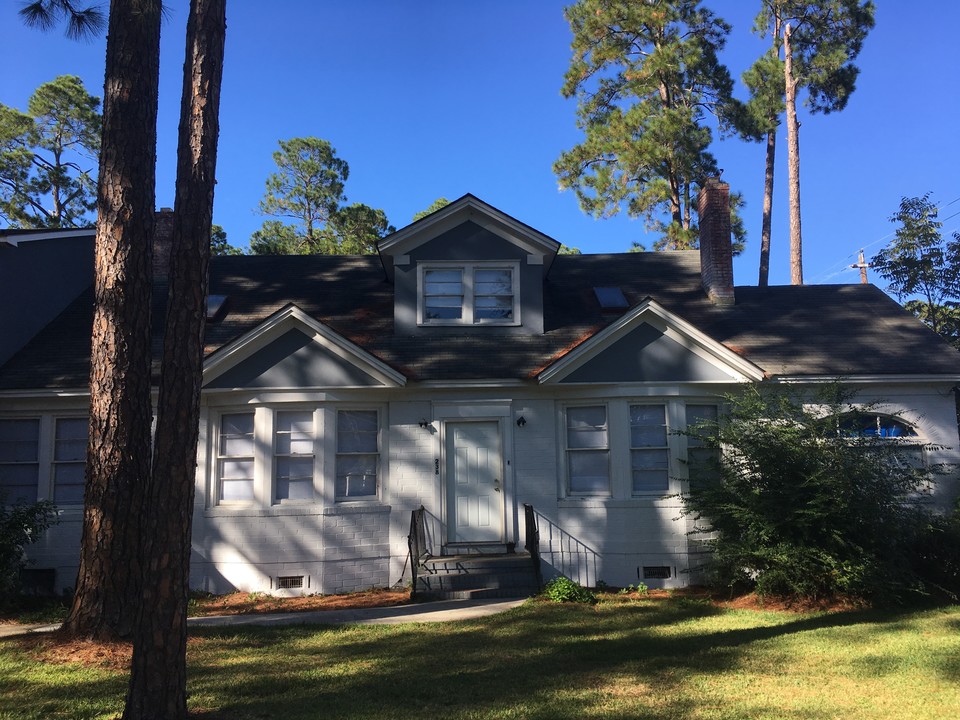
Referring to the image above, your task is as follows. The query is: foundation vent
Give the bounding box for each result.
[276,575,305,590]
[642,566,672,580]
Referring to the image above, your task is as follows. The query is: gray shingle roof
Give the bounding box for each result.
[2,250,958,391]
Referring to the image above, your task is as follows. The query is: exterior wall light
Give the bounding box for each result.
[516,416,526,427]
[419,418,430,429]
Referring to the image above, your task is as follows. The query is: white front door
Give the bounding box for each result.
[446,421,504,543]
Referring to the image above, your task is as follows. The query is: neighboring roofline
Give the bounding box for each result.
[0,227,94,246]
[0,388,90,398]
[537,298,767,384]
[767,374,960,385]
[203,304,407,388]
[378,194,562,267]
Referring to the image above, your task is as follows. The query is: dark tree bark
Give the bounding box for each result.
[784,22,803,285]
[123,0,226,717]
[62,0,162,642]
[758,128,776,287]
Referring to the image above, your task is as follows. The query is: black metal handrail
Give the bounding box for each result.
[523,503,543,591]
[408,505,429,597]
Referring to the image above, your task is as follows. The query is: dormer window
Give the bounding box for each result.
[418,262,520,326]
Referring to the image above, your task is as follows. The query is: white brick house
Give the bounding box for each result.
[2,185,959,596]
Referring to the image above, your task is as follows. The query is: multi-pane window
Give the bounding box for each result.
[53,418,87,504]
[566,406,610,494]
[0,419,40,504]
[685,404,719,489]
[218,412,255,502]
[420,264,517,325]
[336,410,379,499]
[424,268,464,321]
[562,401,725,497]
[473,268,514,320]
[630,405,669,494]
[274,411,314,502]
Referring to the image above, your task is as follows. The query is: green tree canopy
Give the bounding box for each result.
[252,137,392,255]
[871,194,960,346]
[210,224,242,256]
[412,197,450,222]
[554,0,739,251]
[0,75,101,228]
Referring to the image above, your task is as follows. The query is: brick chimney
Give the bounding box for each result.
[697,178,735,305]
[153,208,175,281]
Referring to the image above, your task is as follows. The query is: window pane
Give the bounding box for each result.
[632,449,669,493]
[567,406,607,449]
[54,463,85,504]
[221,479,255,502]
[0,419,39,462]
[474,295,513,320]
[0,464,38,504]
[0,419,39,503]
[55,418,88,461]
[221,412,255,456]
[276,456,313,500]
[568,450,609,494]
[220,459,254,480]
[474,269,512,295]
[686,405,718,447]
[686,404,720,488]
[425,269,462,286]
[336,454,378,497]
[630,405,667,447]
[277,477,313,501]
[425,300,462,319]
[276,411,312,455]
[338,411,378,452]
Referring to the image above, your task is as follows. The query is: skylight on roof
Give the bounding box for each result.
[594,287,629,309]
[206,294,228,321]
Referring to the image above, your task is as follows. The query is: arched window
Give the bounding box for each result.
[838,413,919,439]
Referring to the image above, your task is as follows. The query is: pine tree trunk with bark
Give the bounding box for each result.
[784,22,803,285]
[123,0,226,716]
[758,128,776,286]
[62,0,162,642]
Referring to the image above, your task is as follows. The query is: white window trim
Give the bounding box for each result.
[559,399,719,499]
[334,407,383,503]
[561,403,612,497]
[417,261,521,326]
[0,413,88,506]
[211,405,386,508]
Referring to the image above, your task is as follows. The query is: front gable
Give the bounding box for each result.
[203,305,405,390]
[539,299,765,385]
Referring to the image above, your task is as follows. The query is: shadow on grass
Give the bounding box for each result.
[186,600,943,720]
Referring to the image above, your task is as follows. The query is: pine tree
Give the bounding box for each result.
[554,0,738,250]
[743,1,874,285]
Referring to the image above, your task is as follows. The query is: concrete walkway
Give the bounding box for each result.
[0,598,527,638]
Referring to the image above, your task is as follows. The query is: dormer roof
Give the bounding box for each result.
[377,194,562,279]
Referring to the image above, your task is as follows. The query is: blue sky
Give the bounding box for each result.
[2,0,958,287]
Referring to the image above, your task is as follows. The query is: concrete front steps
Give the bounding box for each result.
[414,552,540,600]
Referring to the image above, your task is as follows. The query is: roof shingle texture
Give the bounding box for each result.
[2,251,957,390]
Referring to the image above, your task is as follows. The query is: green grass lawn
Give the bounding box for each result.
[2,597,958,719]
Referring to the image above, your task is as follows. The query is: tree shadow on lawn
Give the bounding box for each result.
[187,600,937,720]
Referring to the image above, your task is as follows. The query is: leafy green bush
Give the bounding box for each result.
[910,502,960,601]
[0,495,57,596]
[543,576,597,604]
[681,384,940,602]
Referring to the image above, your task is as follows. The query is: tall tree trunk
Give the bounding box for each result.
[123,1,225,717]
[784,22,803,285]
[62,0,161,642]
[758,128,776,286]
